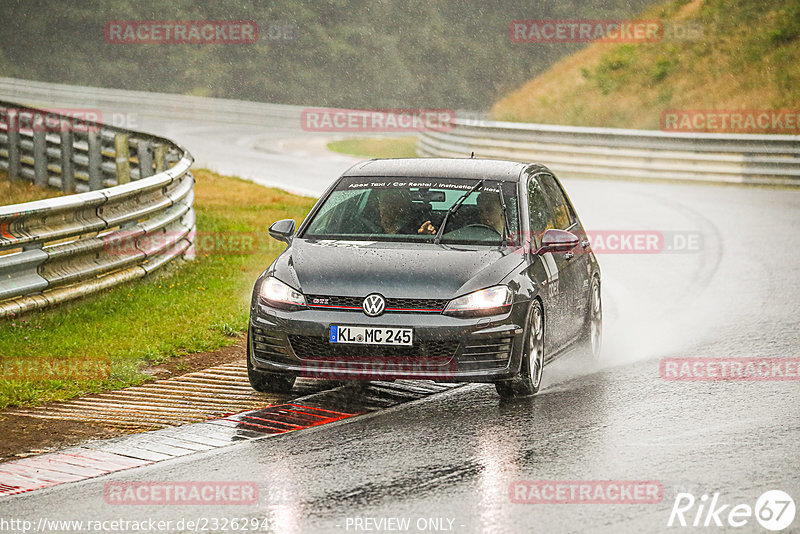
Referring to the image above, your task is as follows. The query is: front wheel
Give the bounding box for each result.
[247,332,296,393]
[495,300,545,398]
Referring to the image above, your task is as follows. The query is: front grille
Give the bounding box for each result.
[251,326,293,360]
[458,336,513,370]
[307,295,448,313]
[288,334,458,360]
[307,296,363,309]
[386,297,449,312]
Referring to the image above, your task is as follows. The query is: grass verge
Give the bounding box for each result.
[0,169,316,409]
[0,173,63,204]
[327,136,418,158]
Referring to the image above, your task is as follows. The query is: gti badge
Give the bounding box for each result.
[362,294,386,317]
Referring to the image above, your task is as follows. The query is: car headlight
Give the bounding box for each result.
[444,285,513,316]
[259,276,307,309]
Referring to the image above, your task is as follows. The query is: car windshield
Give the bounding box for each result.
[301,177,520,246]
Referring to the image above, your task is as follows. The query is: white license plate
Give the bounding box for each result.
[329,325,413,346]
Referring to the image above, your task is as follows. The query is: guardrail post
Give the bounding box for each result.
[154,144,167,172]
[115,133,131,184]
[87,130,102,190]
[6,109,21,181]
[33,115,47,187]
[59,121,75,193]
[138,140,154,178]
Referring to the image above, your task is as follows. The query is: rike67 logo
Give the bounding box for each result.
[668,490,795,531]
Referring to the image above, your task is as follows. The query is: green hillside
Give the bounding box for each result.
[491,0,800,129]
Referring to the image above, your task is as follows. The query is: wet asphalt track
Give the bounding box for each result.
[2,118,799,533]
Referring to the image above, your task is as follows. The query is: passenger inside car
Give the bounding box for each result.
[475,191,505,234]
[419,191,505,237]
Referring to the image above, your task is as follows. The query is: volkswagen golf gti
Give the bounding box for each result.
[248,158,601,398]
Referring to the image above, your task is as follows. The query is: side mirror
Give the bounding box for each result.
[268,219,296,244]
[537,229,579,253]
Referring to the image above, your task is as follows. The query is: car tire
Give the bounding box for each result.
[246,332,296,393]
[495,299,545,398]
[579,276,602,361]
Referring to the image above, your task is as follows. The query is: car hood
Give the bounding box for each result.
[271,239,524,299]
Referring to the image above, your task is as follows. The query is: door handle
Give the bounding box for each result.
[564,251,574,260]
[581,240,591,249]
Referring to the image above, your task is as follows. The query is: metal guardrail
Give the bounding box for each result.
[0,77,484,132]
[12,78,796,187]
[0,100,195,317]
[0,77,307,129]
[417,119,800,185]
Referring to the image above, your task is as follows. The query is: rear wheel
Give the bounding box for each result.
[495,300,544,398]
[247,332,296,393]
[579,276,602,361]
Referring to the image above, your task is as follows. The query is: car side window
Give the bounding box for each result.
[527,177,556,248]
[308,189,368,234]
[538,173,576,230]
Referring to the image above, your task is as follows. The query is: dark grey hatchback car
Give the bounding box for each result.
[248,158,601,398]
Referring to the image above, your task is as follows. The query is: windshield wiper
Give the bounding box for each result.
[497,182,510,247]
[433,180,483,244]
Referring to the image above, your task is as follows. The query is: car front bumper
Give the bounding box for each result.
[249,300,529,382]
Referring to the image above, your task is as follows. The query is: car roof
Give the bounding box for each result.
[341,158,548,182]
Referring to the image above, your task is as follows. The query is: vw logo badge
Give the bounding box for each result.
[362,294,386,317]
